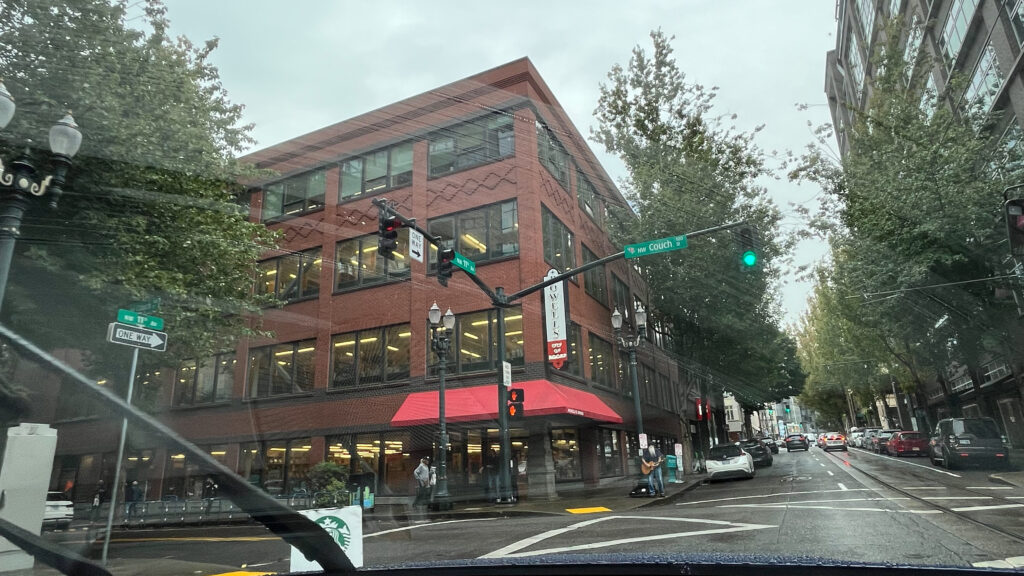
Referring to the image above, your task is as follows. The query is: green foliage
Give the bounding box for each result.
[307,461,350,506]
[0,0,279,385]
[593,29,804,408]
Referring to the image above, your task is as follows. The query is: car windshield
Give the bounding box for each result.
[953,420,1002,439]
[5,1,1024,575]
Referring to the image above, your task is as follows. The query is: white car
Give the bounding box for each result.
[706,444,755,481]
[850,432,864,447]
[43,491,74,529]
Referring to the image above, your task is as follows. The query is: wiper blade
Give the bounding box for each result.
[0,323,356,574]
[0,515,110,576]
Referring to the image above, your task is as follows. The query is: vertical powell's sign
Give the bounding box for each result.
[543,268,568,370]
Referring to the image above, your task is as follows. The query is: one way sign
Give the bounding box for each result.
[107,322,168,352]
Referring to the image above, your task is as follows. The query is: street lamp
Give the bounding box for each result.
[0,80,82,314]
[429,302,456,510]
[612,303,647,456]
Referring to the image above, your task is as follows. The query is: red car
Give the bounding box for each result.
[887,431,929,457]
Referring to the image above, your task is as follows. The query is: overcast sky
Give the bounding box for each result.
[156,0,838,325]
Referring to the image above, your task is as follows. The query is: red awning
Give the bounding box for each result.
[390,379,622,426]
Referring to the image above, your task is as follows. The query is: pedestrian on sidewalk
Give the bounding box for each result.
[643,445,665,497]
[413,457,431,508]
[90,479,106,523]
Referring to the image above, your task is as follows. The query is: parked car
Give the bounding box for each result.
[706,443,756,481]
[784,434,809,451]
[43,491,74,530]
[763,437,780,454]
[821,432,848,452]
[929,417,1010,470]
[740,438,774,467]
[849,431,864,448]
[872,429,901,454]
[887,431,928,457]
[816,433,829,449]
[860,428,882,449]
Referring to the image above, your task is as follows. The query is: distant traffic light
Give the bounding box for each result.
[507,401,523,418]
[784,404,791,414]
[378,209,400,260]
[1005,199,1024,258]
[437,248,455,287]
[737,225,759,270]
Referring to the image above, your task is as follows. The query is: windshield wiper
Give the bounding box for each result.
[0,323,356,575]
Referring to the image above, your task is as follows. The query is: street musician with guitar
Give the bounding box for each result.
[641,445,665,497]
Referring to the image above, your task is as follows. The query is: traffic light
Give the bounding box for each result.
[768,409,774,416]
[1005,199,1024,258]
[378,210,400,260]
[507,401,524,418]
[437,248,455,287]
[509,388,525,403]
[737,225,759,270]
[784,404,791,414]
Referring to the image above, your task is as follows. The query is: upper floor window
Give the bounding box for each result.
[920,72,937,117]
[903,14,923,83]
[612,274,631,325]
[428,200,519,267]
[262,170,326,221]
[1005,0,1024,46]
[588,333,614,388]
[949,372,974,393]
[537,122,570,189]
[542,206,575,273]
[939,0,980,66]
[257,247,321,302]
[428,307,524,376]
[981,359,1012,385]
[339,142,413,201]
[247,339,317,398]
[555,323,583,378]
[175,353,235,406]
[577,170,603,225]
[890,0,901,16]
[330,324,411,389]
[848,33,866,98]
[335,231,410,291]
[428,113,514,177]
[857,0,876,43]
[965,41,1002,114]
[582,244,607,305]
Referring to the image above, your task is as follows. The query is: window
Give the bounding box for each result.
[339,142,413,201]
[428,200,519,267]
[582,245,607,305]
[1005,0,1024,46]
[597,428,623,477]
[262,169,326,221]
[256,247,322,302]
[612,274,631,325]
[174,352,235,405]
[557,323,583,377]
[335,231,410,290]
[981,359,1011,386]
[949,373,974,393]
[588,333,614,388]
[330,325,410,388]
[848,33,866,98]
[964,41,1002,114]
[428,113,514,177]
[890,0,901,16]
[577,170,602,225]
[920,72,937,117]
[903,14,923,83]
[857,0,876,42]
[537,122,570,189]
[725,403,737,422]
[939,0,980,66]
[542,206,575,273]
[996,119,1024,175]
[551,428,582,481]
[427,307,524,376]
[247,339,317,398]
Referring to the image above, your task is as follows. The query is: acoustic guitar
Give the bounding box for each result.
[641,456,664,475]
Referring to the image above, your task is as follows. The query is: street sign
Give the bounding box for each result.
[408,229,424,263]
[129,298,161,315]
[502,360,512,388]
[624,235,688,259]
[451,251,476,275]
[117,309,164,330]
[107,322,167,352]
[638,433,648,450]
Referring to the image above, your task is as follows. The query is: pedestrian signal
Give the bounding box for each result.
[509,388,525,403]
[507,402,524,418]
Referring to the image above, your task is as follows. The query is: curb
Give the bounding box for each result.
[989,473,1023,488]
[637,478,706,508]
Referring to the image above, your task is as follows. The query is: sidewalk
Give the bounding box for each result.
[367,472,707,521]
[987,448,1024,488]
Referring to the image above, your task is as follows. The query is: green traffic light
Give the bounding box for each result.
[741,250,757,267]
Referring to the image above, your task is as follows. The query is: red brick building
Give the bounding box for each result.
[46,58,691,503]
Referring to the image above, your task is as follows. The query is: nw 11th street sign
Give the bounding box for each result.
[452,251,476,275]
[117,309,164,330]
[107,322,167,352]
[624,235,688,259]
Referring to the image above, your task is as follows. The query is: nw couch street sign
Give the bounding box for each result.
[107,322,168,352]
[624,235,688,259]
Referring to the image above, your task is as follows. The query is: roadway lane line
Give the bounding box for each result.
[838,449,961,477]
[901,486,945,490]
[827,471,834,476]
[950,504,1024,512]
[922,496,992,501]
[676,488,871,506]
[965,486,1014,490]
[1006,496,1024,499]
[365,518,493,538]
[720,503,941,514]
[837,483,848,491]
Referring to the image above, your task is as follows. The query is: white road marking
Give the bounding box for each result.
[366,518,493,538]
[838,450,961,477]
[480,515,776,559]
[721,503,941,514]
[901,486,945,490]
[827,471,834,476]
[837,483,848,491]
[922,496,992,501]
[973,556,1024,568]
[965,486,1014,490]
[1006,496,1024,500]
[819,463,826,467]
[950,504,1024,512]
[677,488,870,506]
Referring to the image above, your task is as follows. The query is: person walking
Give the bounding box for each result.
[90,480,106,523]
[201,477,219,514]
[642,445,666,497]
[413,457,431,508]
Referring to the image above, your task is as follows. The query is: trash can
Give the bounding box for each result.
[348,474,375,511]
[666,455,677,483]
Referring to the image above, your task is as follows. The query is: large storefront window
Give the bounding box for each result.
[330,324,411,388]
[551,428,582,481]
[427,307,524,376]
[262,438,312,495]
[598,428,623,477]
[239,443,263,487]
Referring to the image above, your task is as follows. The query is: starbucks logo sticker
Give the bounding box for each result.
[316,515,351,550]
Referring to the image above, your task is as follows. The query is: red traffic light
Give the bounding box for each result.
[509,388,525,403]
[382,217,400,232]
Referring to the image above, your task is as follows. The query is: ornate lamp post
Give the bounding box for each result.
[0,80,83,314]
[612,303,648,442]
[428,302,456,510]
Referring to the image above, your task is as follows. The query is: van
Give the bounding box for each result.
[929,417,1009,469]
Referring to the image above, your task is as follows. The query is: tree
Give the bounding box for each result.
[593,30,803,417]
[0,0,278,398]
